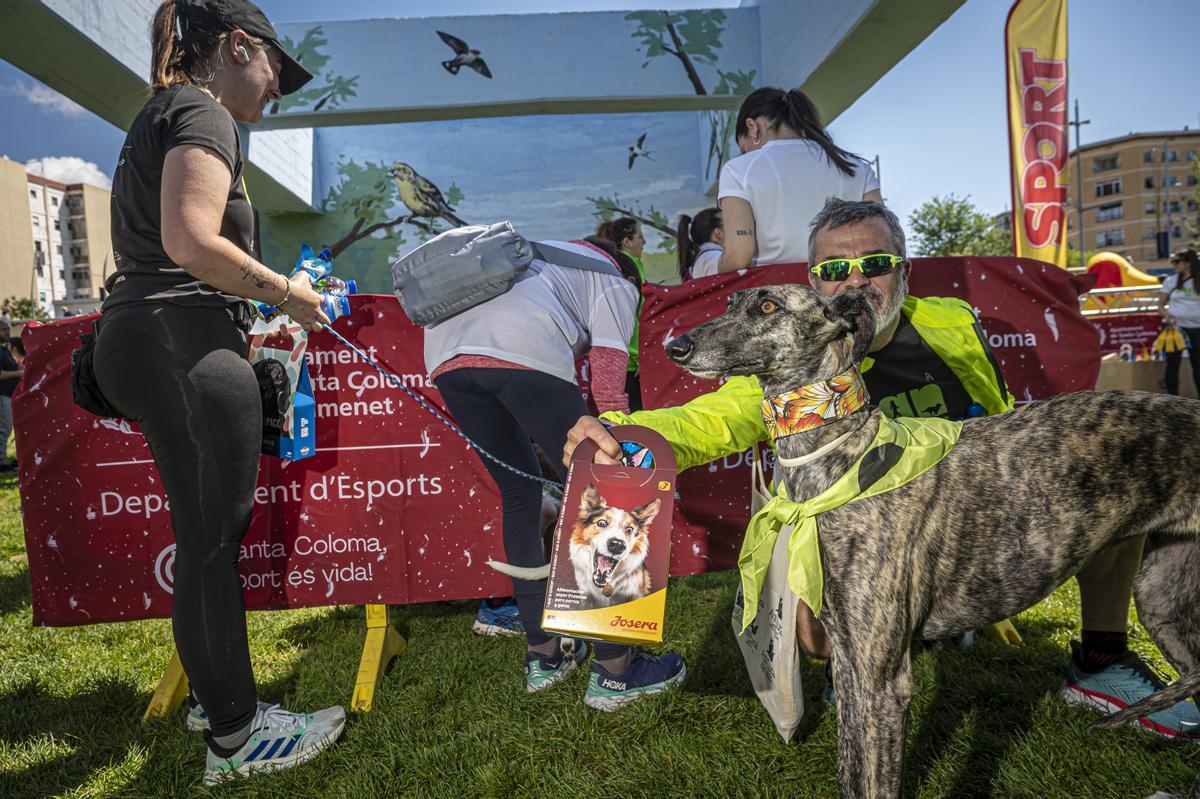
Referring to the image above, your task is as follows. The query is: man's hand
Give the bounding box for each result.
[563,416,622,467]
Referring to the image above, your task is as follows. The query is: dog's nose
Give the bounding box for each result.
[606,538,626,555]
[665,335,694,363]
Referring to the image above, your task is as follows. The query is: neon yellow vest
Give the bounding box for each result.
[861,295,1014,416]
[601,294,1013,471]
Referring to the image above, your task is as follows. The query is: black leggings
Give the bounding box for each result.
[435,368,629,661]
[1164,326,1200,395]
[94,303,260,737]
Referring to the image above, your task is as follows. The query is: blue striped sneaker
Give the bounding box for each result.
[584,651,686,711]
[473,598,524,637]
[186,700,272,732]
[203,703,346,785]
[526,639,590,693]
[1062,641,1200,742]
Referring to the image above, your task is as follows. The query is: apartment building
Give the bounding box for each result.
[0,157,112,318]
[1064,129,1200,270]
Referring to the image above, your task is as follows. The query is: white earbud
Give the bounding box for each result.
[236,45,250,64]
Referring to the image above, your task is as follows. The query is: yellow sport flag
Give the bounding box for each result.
[1005,0,1069,267]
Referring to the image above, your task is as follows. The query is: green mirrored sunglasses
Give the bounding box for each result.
[810,254,906,282]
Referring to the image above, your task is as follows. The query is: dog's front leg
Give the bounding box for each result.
[829,633,916,799]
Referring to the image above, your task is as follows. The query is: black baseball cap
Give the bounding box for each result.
[176,0,315,95]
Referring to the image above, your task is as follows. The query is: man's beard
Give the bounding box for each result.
[874,269,907,335]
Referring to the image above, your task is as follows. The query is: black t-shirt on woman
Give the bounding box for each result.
[103,85,254,311]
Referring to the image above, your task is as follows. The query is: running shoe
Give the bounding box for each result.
[526,638,590,693]
[186,700,272,732]
[1061,640,1200,742]
[473,598,524,637]
[202,703,346,785]
[584,651,686,711]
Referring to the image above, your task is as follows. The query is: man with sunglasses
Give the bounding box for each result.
[564,197,1200,738]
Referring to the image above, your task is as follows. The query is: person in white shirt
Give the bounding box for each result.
[426,237,686,709]
[717,86,882,272]
[1156,248,1200,395]
[675,207,723,281]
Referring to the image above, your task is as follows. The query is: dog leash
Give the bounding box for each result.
[321,325,564,490]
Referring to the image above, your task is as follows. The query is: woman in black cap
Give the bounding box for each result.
[93,0,342,784]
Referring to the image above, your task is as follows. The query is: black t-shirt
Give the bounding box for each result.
[0,347,19,397]
[103,85,253,311]
[864,314,976,420]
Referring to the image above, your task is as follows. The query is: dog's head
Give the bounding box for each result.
[573,484,659,591]
[665,284,875,388]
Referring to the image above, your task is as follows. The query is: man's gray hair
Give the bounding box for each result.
[808,197,907,265]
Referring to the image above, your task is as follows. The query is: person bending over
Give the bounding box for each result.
[427,237,685,711]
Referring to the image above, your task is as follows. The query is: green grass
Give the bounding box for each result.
[1,472,1196,799]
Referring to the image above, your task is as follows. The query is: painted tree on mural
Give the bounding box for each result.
[319,158,465,259]
[588,194,676,254]
[269,26,360,115]
[624,10,757,180]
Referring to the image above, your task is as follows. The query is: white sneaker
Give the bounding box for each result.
[203,703,346,785]
[186,700,273,732]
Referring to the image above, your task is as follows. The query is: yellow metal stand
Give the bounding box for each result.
[351,604,406,712]
[142,649,189,722]
[141,604,405,722]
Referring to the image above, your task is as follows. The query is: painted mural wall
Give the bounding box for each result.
[269,10,759,118]
[261,110,717,290]
[260,9,763,290]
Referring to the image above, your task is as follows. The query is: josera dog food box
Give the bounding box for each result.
[542,425,676,646]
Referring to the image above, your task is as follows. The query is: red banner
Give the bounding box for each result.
[19,297,517,627]
[1091,313,1162,357]
[636,257,1099,569]
[19,259,1098,626]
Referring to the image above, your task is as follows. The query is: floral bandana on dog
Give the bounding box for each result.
[759,366,868,440]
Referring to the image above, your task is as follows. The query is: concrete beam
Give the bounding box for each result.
[0,0,317,214]
[257,10,760,130]
[794,0,965,122]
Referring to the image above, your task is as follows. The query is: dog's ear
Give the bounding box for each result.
[631,498,661,528]
[580,483,606,515]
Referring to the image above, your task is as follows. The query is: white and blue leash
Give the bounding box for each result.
[321,324,563,490]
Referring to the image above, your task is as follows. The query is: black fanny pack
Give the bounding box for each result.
[70,320,127,419]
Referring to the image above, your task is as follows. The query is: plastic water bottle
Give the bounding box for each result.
[292,244,334,281]
[316,276,358,296]
[255,244,356,323]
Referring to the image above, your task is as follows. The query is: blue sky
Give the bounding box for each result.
[1,0,1197,237]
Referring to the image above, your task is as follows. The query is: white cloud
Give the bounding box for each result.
[0,79,87,118]
[25,157,112,190]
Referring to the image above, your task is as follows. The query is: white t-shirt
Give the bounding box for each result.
[1162,273,1200,328]
[423,240,639,385]
[690,242,723,279]
[718,139,880,265]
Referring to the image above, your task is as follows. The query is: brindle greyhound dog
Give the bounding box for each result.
[665,284,1200,799]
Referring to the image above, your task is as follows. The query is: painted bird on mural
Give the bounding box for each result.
[386,162,467,227]
[437,31,493,78]
[628,133,654,169]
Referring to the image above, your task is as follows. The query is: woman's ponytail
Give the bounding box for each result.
[736,86,859,178]
[150,0,189,93]
[676,214,696,281]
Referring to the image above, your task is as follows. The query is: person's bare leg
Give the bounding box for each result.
[1074,535,1145,670]
[797,600,832,660]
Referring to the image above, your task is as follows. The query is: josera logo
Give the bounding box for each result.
[154,544,176,595]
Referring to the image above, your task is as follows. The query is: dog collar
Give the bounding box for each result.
[760,366,868,441]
